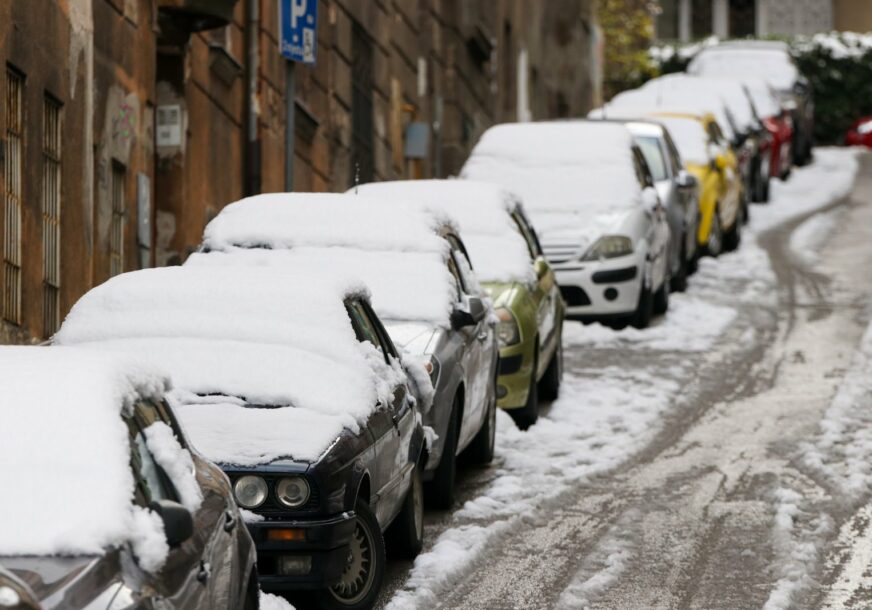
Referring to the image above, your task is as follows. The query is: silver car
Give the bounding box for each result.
[625,120,700,290]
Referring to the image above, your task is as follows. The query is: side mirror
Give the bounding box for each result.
[451,296,487,329]
[714,154,728,171]
[641,186,660,213]
[676,171,697,190]
[150,500,194,548]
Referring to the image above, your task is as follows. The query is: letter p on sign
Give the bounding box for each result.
[291,0,307,28]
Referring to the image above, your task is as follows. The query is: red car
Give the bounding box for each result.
[762,111,794,180]
[845,117,872,148]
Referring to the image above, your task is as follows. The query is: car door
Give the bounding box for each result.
[664,130,698,257]
[149,400,244,608]
[511,207,559,360]
[633,147,670,289]
[446,234,490,449]
[126,406,208,609]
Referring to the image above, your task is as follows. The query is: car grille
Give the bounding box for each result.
[560,286,591,306]
[542,243,580,265]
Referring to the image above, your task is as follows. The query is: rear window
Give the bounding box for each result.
[635,136,668,182]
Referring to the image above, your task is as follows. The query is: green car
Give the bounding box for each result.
[354,179,565,430]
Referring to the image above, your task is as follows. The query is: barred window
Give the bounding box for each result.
[42,95,62,337]
[109,162,126,277]
[4,68,24,325]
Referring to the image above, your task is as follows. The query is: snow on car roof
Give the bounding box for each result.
[0,347,169,561]
[607,86,737,140]
[642,74,757,132]
[739,77,782,119]
[688,47,798,90]
[54,266,405,464]
[651,116,711,166]
[202,192,454,255]
[460,121,642,220]
[351,180,536,284]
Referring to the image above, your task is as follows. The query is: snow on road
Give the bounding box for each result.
[383,148,861,609]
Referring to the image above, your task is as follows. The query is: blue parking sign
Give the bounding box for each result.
[279,0,317,64]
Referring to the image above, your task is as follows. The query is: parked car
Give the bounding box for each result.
[622,121,700,290]
[191,193,498,509]
[352,179,565,429]
[742,77,794,181]
[688,41,814,166]
[646,112,744,256]
[0,347,259,610]
[461,120,671,329]
[56,266,426,610]
[641,73,773,204]
[845,116,872,148]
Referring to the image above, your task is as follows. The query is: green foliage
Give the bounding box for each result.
[599,0,659,100]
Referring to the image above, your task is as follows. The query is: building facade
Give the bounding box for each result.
[653,0,871,41]
[0,0,599,344]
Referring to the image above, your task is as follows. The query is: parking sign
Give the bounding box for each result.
[279,0,317,64]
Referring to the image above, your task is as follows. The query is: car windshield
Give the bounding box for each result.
[656,118,709,166]
[635,136,668,182]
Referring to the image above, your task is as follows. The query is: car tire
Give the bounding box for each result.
[467,392,496,465]
[322,500,386,610]
[386,465,424,559]
[705,206,723,258]
[723,207,742,252]
[509,352,539,431]
[538,337,563,402]
[653,276,669,315]
[425,399,459,509]
[631,282,653,329]
[670,243,688,293]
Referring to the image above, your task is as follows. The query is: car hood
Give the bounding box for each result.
[382,321,438,356]
[536,211,637,263]
[1,554,120,609]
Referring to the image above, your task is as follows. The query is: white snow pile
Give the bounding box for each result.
[792,31,872,59]
[0,347,172,570]
[688,47,799,91]
[201,192,454,255]
[353,180,537,284]
[143,422,204,512]
[260,591,296,610]
[461,121,642,216]
[751,148,860,233]
[55,266,407,466]
[648,35,719,64]
[563,295,737,352]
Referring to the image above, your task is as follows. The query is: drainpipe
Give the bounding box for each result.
[245,0,261,195]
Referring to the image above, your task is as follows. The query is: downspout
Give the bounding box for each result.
[245,0,260,195]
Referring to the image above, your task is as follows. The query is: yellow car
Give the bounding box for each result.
[647,112,745,256]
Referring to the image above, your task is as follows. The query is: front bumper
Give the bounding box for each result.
[249,512,356,591]
[552,255,642,319]
[496,339,536,411]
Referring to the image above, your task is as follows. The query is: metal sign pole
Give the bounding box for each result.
[285,60,295,192]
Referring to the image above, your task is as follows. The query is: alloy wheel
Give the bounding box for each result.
[330,517,375,604]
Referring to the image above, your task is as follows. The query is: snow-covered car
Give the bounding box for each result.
[351,179,565,429]
[0,347,259,610]
[191,194,498,509]
[462,121,671,329]
[623,120,700,290]
[688,41,814,166]
[845,116,872,148]
[55,266,426,609]
[640,73,771,204]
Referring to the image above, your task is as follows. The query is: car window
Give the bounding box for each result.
[632,147,655,188]
[662,130,683,175]
[510,210,541,260]
[446,257,464,300]
[707,120,726,145]
[347,299,390,363]
[446,234,477,294]
[635,136,669,182]
[361,299,400,360]
[127,416,177,507]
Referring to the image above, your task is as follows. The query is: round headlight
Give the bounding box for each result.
[276,476,311,508]
[233,475,268,509]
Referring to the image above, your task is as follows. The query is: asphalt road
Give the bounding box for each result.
[375,152,872,609]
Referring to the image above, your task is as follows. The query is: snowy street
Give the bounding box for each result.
[376,148,872,609]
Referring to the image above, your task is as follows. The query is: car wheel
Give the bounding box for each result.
[386,465,424,558]
[425,399,459,509]
[706,206,723,258]
[723,207,742,252]
[509,351,538,431]
[670,243,688,293]
[322,500,385,610]
[538,336,563,402]
[653,275,669,315]
[467,392,496,465]
[631,282,653,329]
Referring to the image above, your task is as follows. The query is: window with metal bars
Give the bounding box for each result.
[42,95,62,337]
[4,67,24,326]
[110,162,126,277]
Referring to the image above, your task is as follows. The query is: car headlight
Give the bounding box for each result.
[580,236,633,261]
[233,475,268,509]
[495,307,521,347]
[276,476,311,508]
